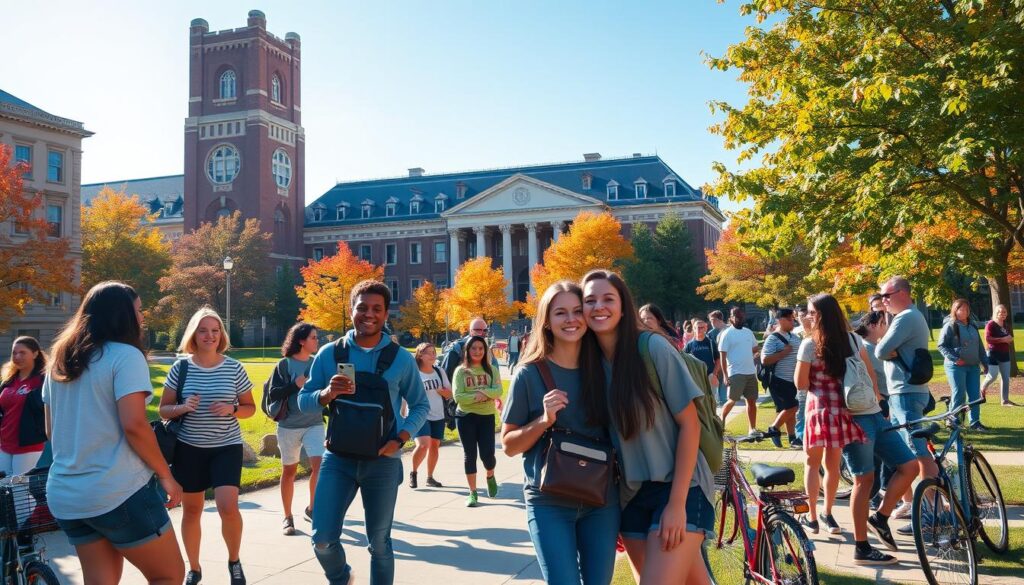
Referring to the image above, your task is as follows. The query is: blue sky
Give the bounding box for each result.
[6,1,755,213]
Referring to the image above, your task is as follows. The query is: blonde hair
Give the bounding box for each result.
[414,342,436,367]
[519,281,583,366]
[178,306,230,354]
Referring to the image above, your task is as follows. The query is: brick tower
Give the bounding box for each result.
[183,10,305,261]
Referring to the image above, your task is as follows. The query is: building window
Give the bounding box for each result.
[206,144,241,184]
[14,145,31,178]
[385,201,396,217]
[47,150,64,183]
[664,180,676,196]
[635,181,648,198]
[336,205,347,220]
[46,204,62,237]
[581,173,592,190]
[271,75,282,103]
[433,277,448,289]
[411,278,422,292]
[455,182,467,199]
[272,149,291,188]
[220,70,237,99]
[410,242,422,264]
[410,200,420,214]
[385,243,397,265]
[359,244,372,262]
[386,279,400,304]
[362,204,372,219]
[313,207,325,221]
[313,247,324,261]
[607,181,619,200]
[50,292,62,307]
[435,199,445,213]
[467,241,477,259]
[516,238,528,256]
[433,241,447,263]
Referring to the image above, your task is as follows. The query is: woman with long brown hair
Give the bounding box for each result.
[452,335,503,507]
[938,299,985,430]
[43,281,185,584]
[580,270,714,584]
[502,281,619,584]
[0,336,47,476]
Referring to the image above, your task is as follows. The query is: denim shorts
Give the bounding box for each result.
[620,482,715,540]
[56,477,171,548]
[842,412,916,476]
[416,419,446,440]
[888,393,931,458]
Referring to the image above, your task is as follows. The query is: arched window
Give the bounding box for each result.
[219,70,237,99]
[271,75,282,103]
[207,145,240,184]
[272,149,291,188]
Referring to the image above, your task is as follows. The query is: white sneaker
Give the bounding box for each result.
[891,501,913,520]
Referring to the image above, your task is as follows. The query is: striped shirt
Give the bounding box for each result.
[762,331,800,382]
[165,357,253,448]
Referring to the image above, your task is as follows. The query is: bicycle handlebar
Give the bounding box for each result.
[887,396,986,431]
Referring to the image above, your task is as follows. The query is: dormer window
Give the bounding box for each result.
[663,175,678,197]
[313,206,326,222]
[385,197,398,217]
[581,173,592,190]
[455,182,467,199]
[362,206,371,219]
[606,180,619,200]
[411,200,421,214]
[336,203,349,220]
[635,178,648,199]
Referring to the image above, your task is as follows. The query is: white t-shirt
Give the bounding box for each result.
[418,367,451,422]
[718,327,758,376]
[42,342,156,519]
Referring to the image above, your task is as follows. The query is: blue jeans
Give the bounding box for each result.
[795,390,807,439]
[312,453,403,585]
[526,501,620,585]
[889,393,931,458]
[945,363,981,426]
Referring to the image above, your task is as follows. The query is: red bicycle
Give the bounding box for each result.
[703,434,819,585]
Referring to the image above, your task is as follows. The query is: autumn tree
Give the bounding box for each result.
[0,146,75,328]
[707,1,1024,321]
[444,257,517,332]
[157,211,273,335]
[394,281,445,340]
[81,187,171,305]
[625,215,704,319]
[296,242,384,333]
[526,211,633,315]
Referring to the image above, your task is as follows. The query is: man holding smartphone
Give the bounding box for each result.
[298,280,429,585]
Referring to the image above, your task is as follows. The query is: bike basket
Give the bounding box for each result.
[0,475,58,537]
[714,445,737,490]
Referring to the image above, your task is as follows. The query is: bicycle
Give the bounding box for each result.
[704,433,818,585]
[887,396,1007,585]
[0,469,60,585]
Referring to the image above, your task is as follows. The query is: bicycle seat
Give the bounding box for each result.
[751,463,795,488]
[910,422,942,440]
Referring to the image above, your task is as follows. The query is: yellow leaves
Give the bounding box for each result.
[443,258,517,332]
[297,243,384,333]
[395,281,446,339]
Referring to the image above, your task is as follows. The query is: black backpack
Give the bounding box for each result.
[756,332,787,389]
[325,339,400,459]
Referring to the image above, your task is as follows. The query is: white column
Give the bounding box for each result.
[500,224,513,301]
[474,226,487,259]
[448,229,462,284]
[526,222,539,294]
[553,221,565,242]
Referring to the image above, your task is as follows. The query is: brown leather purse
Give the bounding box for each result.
[535,361,615,508]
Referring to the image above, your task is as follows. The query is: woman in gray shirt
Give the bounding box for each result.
[938,299,986,431]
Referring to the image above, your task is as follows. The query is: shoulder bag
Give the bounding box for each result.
[152,359,188,463]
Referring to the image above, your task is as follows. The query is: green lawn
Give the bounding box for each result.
[612,553,888,584]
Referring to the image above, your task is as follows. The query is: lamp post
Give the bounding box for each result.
[223,256,234,339]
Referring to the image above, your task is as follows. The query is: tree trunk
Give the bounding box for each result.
[987,268,1019,376]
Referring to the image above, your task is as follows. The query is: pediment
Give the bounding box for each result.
[443,174,605,217]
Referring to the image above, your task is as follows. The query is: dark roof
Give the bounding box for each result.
[305,154,718,227]
[0,89,93,136]
[82,174,185,220]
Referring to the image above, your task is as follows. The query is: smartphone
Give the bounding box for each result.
[337,363,356,381]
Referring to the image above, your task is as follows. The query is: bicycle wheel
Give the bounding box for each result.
[967,450,1008,553]
[704,491,752,585]
[758,511,819,585]
[25,560,61,585]
[818,459,854,500]
[912,478,978,585]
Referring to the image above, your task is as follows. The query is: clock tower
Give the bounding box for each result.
[183,10,305,262]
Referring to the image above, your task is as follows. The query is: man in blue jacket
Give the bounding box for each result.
[298,280,429,585]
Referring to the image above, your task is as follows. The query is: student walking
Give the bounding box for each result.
[441,318,500,382]
[982,304,1016,406]
[453,336,503,507]
[707,310,729,406]
[160,307,256,585]
[297,280,429,585]
[761,308,802,449]
[718,307,761,433]
[0,336,47,476]
[506,330,522,369]
[684,318,721,390]
[267,323,323,536]
[409,343,451,488]
[501,281,619,584]
[43,281,185,585]
[581,270,715,584]
[938,299,986,431]
[795,294,866,537]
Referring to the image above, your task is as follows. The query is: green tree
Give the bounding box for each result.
[623,223,664,308]
[652,214,704,318]
[707,1,1024,319]
[271,263,302,331]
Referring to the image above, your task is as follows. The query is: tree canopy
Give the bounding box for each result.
[444,257,518,332]
[625,215,704,318]
[394,281,446,340]
[297,242,384,333]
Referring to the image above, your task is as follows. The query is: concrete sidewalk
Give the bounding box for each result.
[740,448,1024,467]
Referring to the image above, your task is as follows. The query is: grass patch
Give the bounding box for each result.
[977,527,1024,578]
[611,553,890,584]
[987,465,1024,506]
[723,400,792,450]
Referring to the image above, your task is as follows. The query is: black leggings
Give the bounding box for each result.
[456,413,496,475]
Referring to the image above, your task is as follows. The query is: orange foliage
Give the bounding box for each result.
[297,242,385,332]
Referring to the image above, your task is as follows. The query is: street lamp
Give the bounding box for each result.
[223,256,234,339]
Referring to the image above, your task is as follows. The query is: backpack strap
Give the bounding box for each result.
[376,342,400,375]
[333,339,349,364]
[174,359,188,405]
[638,332,664,398]
[535,360,556,392]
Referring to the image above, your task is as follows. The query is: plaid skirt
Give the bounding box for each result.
[804,360,865,449]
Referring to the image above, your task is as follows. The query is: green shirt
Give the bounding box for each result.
[453,364,503,416]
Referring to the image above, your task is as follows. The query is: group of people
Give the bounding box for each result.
[4,270,1017,585]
